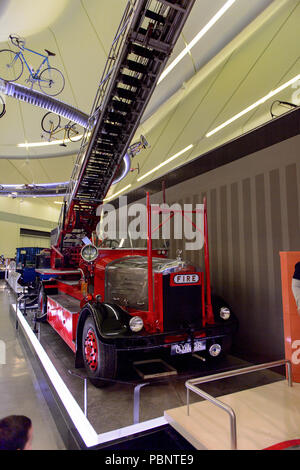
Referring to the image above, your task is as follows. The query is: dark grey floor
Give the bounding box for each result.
[0,282,65,450]
[11,289,284,436]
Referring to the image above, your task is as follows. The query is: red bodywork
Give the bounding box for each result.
[43,194,214,351]
[47,296,78,352]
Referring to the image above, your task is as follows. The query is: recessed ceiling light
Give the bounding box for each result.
[158,0,237,84]
[206,73,300,137]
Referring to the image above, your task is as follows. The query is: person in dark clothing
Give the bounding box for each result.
[0,415,33,450]
[292,262,300,315]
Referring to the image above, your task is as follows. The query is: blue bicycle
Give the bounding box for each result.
[0,35,65,96]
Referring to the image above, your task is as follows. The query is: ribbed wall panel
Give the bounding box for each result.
[132,133,300,361]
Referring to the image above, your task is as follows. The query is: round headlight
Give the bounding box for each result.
[220,307,231,320]
[209,344,222,357]
[129,316,144,333]
[81,244,98,263]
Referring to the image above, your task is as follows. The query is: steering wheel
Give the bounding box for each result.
[110,240,120,249]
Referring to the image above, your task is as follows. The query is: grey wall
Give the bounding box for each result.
[134,133,300,362]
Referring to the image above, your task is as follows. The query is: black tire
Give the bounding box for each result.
[0,49,23,82]
[38,286,47,316]
[0,96,6,118]
[67,124,82,143]
[41,112,61,134]
[82,315,117,387]
[39,67,65,96]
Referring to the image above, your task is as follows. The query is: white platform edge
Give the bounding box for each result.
[12,304,167,448]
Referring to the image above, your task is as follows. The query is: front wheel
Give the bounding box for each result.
[82,315,117,387]
[67,123,82,143]
[39,67,65,96]
[0,49,23,82]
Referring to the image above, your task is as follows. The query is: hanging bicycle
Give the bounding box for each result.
[41,112,83,146]
[0,35,65,96]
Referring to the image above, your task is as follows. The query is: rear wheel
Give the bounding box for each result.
[41,112,61,134]
[39,67,65,96]
[82,315,117,387]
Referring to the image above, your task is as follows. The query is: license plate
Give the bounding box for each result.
[171,340,206,356]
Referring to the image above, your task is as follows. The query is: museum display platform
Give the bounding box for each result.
[2,280,285,450]
[165,379,299,450]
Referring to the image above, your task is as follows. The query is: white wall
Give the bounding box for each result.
[0,198,60,258]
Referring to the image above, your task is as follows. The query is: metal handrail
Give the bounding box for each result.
[185,359,293,450]
[68,369,149,424]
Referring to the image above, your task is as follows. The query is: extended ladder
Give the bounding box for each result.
[56,0,195,248]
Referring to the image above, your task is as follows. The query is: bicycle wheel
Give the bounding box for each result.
[67,124,82,143]
[38,67,65,96]
[0,49,23,82]
[41,112,61,134]
[0,95,6,118]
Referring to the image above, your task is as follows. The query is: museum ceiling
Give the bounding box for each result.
[0,0,298,206]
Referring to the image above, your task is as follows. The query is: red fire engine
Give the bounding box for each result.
[35,1,238,386]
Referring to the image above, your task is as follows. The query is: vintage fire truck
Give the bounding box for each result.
[37,194,238,386]
[34,0,238,386]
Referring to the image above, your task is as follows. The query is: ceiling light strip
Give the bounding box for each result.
[158,0,237,84]
[18,136,84,148]
[206,73,300,138]
[1,182,69,188]
[103,184,132,202]
[137,144,193,182]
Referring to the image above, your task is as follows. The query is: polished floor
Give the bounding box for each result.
[0,282,65,450]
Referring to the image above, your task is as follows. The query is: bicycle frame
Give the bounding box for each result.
[14,46,50,79]
[46,121,79,144]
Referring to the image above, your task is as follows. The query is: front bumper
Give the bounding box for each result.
[111,322,237,353]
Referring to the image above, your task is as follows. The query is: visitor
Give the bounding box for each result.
[0,415,33,450]
[292,262,300,315]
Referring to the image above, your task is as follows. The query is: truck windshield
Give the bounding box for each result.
[97,232,169,250]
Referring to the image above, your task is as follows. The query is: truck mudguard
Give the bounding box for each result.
[75,302,130,368]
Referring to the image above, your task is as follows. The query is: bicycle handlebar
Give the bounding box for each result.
[9,34,26,49]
